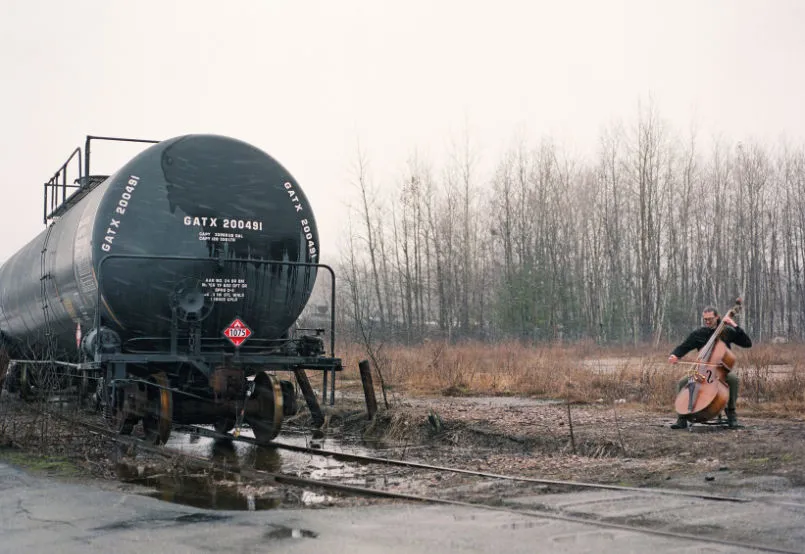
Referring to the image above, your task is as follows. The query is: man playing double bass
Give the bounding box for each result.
[668,306,752,429]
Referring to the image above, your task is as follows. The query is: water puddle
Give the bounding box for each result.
[117,439,284,511]
[119,429,383,511]
[143,474,282,511]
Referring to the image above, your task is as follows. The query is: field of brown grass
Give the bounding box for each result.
[333,340,805,415]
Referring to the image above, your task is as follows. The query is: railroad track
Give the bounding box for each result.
[178,423,749,502]
[2,399,802,554]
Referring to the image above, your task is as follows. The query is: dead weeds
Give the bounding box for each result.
[337,340,805,413]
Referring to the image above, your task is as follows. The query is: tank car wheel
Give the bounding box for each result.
[142,373,173,445]
[245,372,283,445]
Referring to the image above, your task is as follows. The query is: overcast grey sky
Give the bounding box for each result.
[1,0,803,265]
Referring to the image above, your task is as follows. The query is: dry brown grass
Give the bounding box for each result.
[334,339,805,415]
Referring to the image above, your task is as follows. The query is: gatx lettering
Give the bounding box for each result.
[102,175,139,252]
[284,182,304,212]
[183,216,219,227]
[184,216,263,231]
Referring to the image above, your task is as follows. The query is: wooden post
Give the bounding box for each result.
[293,369,324,427]
[359,360,377,420]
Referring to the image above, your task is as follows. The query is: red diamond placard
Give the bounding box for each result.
[223,318,253,347]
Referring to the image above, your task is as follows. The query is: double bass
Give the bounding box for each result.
[673,298,743,424]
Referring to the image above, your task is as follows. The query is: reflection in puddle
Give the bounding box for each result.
[245,443,282,472]
[121,428,387,511]
[118,439,283,511]
[142,475,281,511]
[210,439,239,466]
[143,471,281,511]
[145,477,280,511]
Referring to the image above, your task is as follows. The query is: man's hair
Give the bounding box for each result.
[702,306,719,316]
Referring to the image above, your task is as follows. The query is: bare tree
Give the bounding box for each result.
[339,103,805,345]
[352,145,387,335]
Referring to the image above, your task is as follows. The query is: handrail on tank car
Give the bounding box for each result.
[92,254,336,360]
[43,147,82,224]
[44,136,161,224]
[84,135,160,178]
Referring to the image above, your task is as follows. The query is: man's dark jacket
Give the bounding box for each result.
[670,323,752,358]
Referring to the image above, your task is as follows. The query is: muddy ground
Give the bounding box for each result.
[1,391,804,509]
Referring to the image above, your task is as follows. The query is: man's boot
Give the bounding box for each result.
[726,410,743,429]
[670,416,688,429]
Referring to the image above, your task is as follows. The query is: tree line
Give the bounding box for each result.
[333,103,805,346]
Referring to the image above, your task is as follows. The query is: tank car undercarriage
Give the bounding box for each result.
[2,318,342,446]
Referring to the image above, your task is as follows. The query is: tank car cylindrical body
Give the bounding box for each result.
[0,134,319,356]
